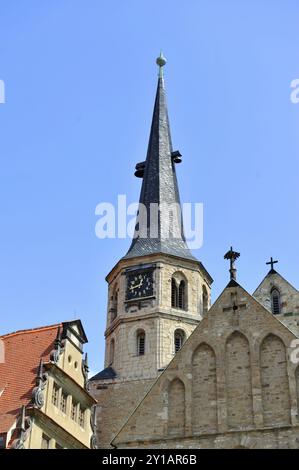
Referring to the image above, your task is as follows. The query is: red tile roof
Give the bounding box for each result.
[0,323,62,434]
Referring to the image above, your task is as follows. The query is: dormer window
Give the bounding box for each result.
[271,288,281,315]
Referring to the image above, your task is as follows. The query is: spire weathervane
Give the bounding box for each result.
[224,246,240,280]
[266,256,278,271]
[156,52,167,78]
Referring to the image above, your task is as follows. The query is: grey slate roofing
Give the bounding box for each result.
[89,366,117,381]
[123,75,197,262]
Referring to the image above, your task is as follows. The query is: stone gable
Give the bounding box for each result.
[254,270,299,335]
[112,283,299,449]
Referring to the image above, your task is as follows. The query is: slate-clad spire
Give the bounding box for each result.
[124,54,196,261]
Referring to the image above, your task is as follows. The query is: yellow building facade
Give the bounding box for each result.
[0,320,96,449]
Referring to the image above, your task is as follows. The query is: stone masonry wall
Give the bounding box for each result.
[112,284,299,449]
[254,271,299,336]
[89,377,155,449]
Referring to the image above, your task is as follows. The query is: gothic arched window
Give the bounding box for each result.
[137,330,145,356]
[271,288,281,315]
[174,329,185,353]
[171,278,178,308]
[178,280,186,310]
[111,285,118,322]
[171,274,187,310]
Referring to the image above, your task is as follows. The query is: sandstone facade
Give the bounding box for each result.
[110,280,299,449]
[88,254,212,448]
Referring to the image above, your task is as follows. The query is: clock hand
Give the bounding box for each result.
[129,280,143,291]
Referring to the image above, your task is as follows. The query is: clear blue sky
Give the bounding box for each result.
[0,0,298,375]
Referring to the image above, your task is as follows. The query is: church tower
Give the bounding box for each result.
[89,55,213,448]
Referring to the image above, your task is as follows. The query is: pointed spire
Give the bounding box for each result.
[124,55,196,262]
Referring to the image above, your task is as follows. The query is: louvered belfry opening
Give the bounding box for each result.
[171,278,178,307]
[172,277,186,310]
[178,280,186,309]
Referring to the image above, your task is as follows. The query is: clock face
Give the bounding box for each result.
[126,270,154,300]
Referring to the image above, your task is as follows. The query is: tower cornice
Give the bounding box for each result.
[105,252,213,286]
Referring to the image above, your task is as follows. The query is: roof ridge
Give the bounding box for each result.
[0,322,62,339]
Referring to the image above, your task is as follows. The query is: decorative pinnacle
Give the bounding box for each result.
[156,52,167,77]
[224,246,240,280]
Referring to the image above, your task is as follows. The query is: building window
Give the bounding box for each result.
[41,434,50,449]
[78,407,85,429]
[109,338,115,365]
[52,383,59,407]
[271,288,281,315]
[171,275,187,310]
[174,330,185,353]
[178,280,186,310]
[111,285,118,322]
[137,331,145,356]
[171,278,178,308]
[60,391,67,414]
[71,399,78,421]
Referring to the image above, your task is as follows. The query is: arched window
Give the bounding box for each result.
[171,278,178,308]
[111,286,118,322]
[109,339,115,365]
[137,330,145,356]
[178,281,186,310]
[174,330,185,353]
[271,288,281,315]
[202,285,208,315]
[171,274,187,310]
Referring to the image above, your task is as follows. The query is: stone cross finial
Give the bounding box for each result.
[224,246,240,280]
[266,256,278,271]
